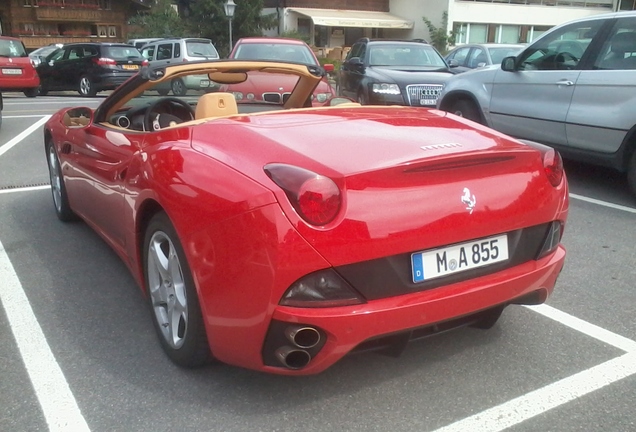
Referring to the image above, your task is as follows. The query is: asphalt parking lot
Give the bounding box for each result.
[1,93,635,432]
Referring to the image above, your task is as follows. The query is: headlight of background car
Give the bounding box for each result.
[372,83,401,95]
[314,93,330,103]
[232,91,244,101]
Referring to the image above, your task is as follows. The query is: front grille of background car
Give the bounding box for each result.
[405,84,444,106]
[262,92,292,104]
[263,93,281,103]
[335,223,553,300]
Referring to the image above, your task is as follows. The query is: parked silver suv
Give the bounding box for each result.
[140,38,220,95]
[437,11,636,195]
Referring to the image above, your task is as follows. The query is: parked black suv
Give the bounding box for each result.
[337,38,453,107]
[37,43,147,97]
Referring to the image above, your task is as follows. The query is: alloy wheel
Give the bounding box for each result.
[147,231,188,349]
[48,145,62,213]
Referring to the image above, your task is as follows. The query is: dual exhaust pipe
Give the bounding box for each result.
[275,326,321,369]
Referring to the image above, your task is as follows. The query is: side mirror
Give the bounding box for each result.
[322,63,334,73]
[477,62,487,68]
[62,107,93,128]
[447,59,459,68]
[348,57,364,70]
[48,60,55,67]
[501,56,517,72]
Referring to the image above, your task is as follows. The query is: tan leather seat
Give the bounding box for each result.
[195,92,238,120]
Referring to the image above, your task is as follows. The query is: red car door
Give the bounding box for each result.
[67,124,141,249]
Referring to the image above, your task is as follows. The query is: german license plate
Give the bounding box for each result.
[200,79,210,87]
[122,64,139,70]
[2,68,22,75]
[411,234,508,283]
[420,99,435,105]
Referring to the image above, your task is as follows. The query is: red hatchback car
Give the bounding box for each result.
[224,37,335,105]
[0,36,40,98]
[43,60,568,375]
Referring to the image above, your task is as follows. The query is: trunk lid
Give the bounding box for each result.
[191,107,567,265]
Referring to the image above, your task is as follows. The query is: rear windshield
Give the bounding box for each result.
[233,43,317,65]
[186,41,219,59]
[103,46,144,60]
[0,39,28,58]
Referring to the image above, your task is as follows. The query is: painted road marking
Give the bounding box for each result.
[527,304,636,352]
[569,193,636,214]
[431,352,636,432]
[0,116,50,158]
[0,240,91,432]
[0,185,51,195]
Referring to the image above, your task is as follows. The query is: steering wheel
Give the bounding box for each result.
[555,52,578,69]
[143,97,195,132]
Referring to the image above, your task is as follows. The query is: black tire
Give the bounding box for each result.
[449,99,483,124]
[46,141,78,222]
[24,87,38,98]
[78,75,97,97]
[143,212,211,368]
[171,79,187,96]
[627,150,636,198]
[39,86,49,96]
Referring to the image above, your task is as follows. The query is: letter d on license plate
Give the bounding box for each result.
[411,234,508,283]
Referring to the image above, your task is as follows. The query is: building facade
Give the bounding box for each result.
[0,0,146,50]
[264,0,632,50]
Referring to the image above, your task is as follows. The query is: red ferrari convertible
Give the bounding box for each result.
[44,60,568,375]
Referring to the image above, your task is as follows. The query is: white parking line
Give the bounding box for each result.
[431,352,636,432]
[0,116,50,158]
[0,185,50,195]
[569,193,636,214]
[0,240,91,432]
[526,304,636,353]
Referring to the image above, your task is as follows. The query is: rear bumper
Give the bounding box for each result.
[0,74,40,91]
[95,72,136,90]
[260,245,565,375]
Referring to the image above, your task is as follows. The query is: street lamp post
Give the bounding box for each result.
[224,0,236,52]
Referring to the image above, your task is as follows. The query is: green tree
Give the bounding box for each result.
[186,0,277,56]
[128,0,190,38]
[279,30,310,44]
[422,12,456,54]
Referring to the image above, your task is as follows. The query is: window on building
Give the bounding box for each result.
[99,0,111,10]
[314,25,328,47]
[298,18,311,39]
[496,25,520,43]
[469,24,488,43]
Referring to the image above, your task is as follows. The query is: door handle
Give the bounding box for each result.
[555,80,574,86]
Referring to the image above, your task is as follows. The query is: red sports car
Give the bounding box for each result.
[44,59,568,375]
[223,37,335,106]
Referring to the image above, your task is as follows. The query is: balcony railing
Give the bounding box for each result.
[457,0,613,7]
[19,36,118,49]
[35,6,102,21]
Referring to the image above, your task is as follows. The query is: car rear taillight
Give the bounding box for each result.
[92,57,116,66]
[543,148,564,187]
[183,58,189,62]
[142,59,149,66]
[280,269,365,308]
[264,163,341,226]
